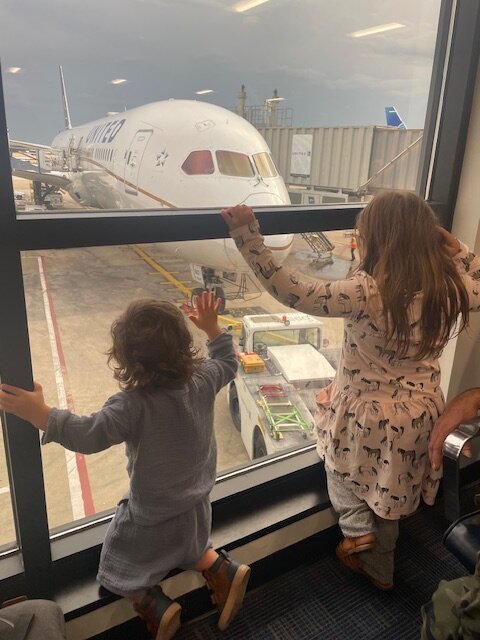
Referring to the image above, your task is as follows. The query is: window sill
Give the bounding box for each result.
[54,461,334,632]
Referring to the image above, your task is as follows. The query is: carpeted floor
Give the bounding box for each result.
[95,503,467,639]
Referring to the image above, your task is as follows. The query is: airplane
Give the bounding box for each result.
[385,106,407,129]
[9,68,294,309]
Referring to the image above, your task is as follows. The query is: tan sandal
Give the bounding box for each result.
[336,537,376,557]
[336,546,394,591]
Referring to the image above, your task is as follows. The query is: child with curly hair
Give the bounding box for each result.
[0,291,250,640]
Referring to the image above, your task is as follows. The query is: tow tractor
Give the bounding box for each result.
[228,312,338,459]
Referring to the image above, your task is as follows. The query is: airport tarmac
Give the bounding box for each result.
[0,198,353,548]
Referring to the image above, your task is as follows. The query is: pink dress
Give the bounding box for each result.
[231,221,480,519]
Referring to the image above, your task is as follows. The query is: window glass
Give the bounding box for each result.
[4,0,440,212]
[253,152,278,178]
[181,150,214,175]
[22,229,349,530]
[3,0,444,536]
[4,1,441,214]
[216,151,254,177]
[0,432,16,549]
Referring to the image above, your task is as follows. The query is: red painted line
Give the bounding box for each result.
[40,256,95,517]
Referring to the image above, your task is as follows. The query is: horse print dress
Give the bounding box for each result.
[231,221,480,520]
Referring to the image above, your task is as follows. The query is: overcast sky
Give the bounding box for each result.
[0,0,441,143]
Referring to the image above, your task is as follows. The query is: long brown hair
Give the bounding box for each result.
[356,190,469,360]
[107,299,203,390]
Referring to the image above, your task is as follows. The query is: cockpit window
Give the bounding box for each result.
[181,150,214,175]
[216,151,254,177]
[253,152,278,178]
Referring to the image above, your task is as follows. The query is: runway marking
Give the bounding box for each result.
[130,245,243,331]
[38,256,95,520]
[131,244,192,297]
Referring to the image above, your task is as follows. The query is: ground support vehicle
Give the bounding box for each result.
[228,313,338,459]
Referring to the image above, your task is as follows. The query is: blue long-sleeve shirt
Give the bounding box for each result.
[42,331,237,523]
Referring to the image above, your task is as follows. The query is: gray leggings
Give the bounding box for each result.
[326,467,399,584]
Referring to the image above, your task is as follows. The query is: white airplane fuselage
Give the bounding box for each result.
[51,100,293,272]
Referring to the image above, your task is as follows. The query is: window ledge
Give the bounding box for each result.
[55,462,333,626]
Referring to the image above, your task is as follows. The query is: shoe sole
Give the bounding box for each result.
[217,565,251,631]
[156,602,182,640]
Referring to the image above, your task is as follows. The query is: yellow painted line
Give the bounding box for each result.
[131,244,191,296]
[218,316,243,332]
[130,244,243,332]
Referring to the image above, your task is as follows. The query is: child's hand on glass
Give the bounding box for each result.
[188,290,223,340]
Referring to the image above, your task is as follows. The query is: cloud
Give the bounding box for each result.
[1,0,441,139]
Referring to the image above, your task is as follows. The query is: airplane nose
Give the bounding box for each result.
[265,234,294,263]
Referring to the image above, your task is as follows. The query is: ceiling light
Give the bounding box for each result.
[233,0,270,13]
[349,22,405,38]
[7,67,22,74]
[196,89,214,95]
[111,78,127,85]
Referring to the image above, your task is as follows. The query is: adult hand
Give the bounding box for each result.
[221,204,256,231]
[437,225,461,258]
[0,381,50,430]
[429,388,480,470]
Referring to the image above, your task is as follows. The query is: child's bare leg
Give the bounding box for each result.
[338,532,376,555]
[194,547,219,571]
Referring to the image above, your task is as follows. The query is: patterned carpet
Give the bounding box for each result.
[95,503,467,639]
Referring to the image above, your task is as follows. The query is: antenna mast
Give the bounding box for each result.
[59,65,72,130]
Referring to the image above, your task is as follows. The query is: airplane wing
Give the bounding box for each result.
[9,138,72,189]
[9,139,52,152]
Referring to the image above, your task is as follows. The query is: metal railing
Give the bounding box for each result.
[443,419,480,522]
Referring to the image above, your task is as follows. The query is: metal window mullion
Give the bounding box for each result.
[418,0,480,227]
[0,64,52,593]
[10,206,361,251]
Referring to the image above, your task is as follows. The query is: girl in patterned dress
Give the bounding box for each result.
[221,190,480,590]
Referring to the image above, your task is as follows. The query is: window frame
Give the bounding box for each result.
[0,0,479,599]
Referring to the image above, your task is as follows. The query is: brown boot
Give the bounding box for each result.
[133,586,181,640]
[202,549,251,631]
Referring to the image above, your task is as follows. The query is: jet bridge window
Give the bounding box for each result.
[253,152,278,178]
[216,150,254,177]
[181,150,214,175]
